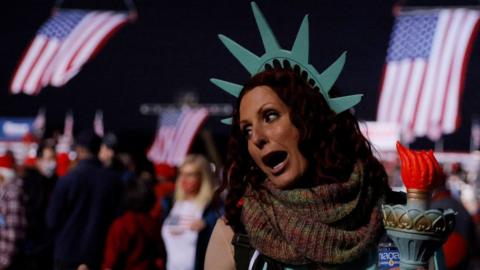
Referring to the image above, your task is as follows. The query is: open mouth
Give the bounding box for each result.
[262,151,288,170]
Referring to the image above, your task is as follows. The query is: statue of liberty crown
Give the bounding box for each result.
[210,2,363,124]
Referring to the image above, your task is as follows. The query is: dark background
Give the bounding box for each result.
[1,0,480,157]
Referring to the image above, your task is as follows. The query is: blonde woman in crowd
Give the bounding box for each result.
[161,154,221,270]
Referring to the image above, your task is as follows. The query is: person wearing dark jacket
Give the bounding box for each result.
[15,142,57,270]
[98,133,133,185]
[46,130,123,270]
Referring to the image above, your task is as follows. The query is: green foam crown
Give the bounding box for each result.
[211,2,363,124]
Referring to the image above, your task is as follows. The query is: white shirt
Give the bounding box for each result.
[161,200,203,270]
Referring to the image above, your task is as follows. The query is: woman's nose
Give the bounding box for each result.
[251,127,268,149]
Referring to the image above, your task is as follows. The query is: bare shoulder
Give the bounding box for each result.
[205,217,236,270]
[214,218,234,239]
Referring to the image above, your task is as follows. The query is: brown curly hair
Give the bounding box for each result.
[216,61,390,232]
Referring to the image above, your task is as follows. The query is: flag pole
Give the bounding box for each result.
[53,0,64,9]
[52,0,64,15]
[434,137,444,152]
[124,0,136,11]
[200,130,223,169]
[124,0,138,21]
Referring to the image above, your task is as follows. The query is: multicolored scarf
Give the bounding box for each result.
[241,163,384,266]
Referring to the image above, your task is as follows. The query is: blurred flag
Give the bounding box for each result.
[10,9,131,95]
[32,108,46,138]
[64,111,74,138]
[147,107,209,166]
[93,110,104,137]
[377,8,480,142]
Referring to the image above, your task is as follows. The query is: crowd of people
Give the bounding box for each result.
[1,2,480,270]
[0,126,479,270]
[0,130,222,270]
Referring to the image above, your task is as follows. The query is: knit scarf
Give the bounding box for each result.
[241,163,384,266]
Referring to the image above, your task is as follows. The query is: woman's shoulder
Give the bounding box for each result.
[213,218,235,241]
[205,217,236,270]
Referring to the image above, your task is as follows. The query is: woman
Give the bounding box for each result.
[205,3,407,269]
[205,62,402,269]
[161,155,220,270]
[102,175,163,270]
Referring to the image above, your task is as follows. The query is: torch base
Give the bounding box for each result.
[381,204,455,270]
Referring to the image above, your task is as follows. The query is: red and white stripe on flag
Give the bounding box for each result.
[377,8,480,142]
[147,107,209,166]
[10,9,130,95]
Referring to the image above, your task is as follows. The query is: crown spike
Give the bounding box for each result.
[328,94,363,114]
[291,15,310,63]
[210,78,243,97]
[317,51,347,93]
[221,118,233,125]
[212,2,363,124]
[219,34,261,75]
[251,2,280,53]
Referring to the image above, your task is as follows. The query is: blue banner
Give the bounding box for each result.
[0,117,35,141]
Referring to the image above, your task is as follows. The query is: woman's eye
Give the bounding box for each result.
[264,110,279,123]
[242,126,252,139]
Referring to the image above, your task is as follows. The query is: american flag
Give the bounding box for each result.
[377,8,480,142]
[93,110,104,137]
[147,107,209,166]
[10,9,130,95]
[165,214,198,228]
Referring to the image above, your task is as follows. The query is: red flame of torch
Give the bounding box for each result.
[396,142,443,191]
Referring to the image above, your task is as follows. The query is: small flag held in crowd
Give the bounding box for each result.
[377,8,480,142]
[32,108,46,138]
[471,115,480,151]
[10,9,131,95]
[147,107,209,166]
[93,110,104,137]
[64,111,74,138]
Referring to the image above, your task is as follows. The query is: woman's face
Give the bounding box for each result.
[178,163,201,196]
[37,147,56,178]
[239,85,308,189]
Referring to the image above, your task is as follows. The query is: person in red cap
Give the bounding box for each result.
[0,152,26,269]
